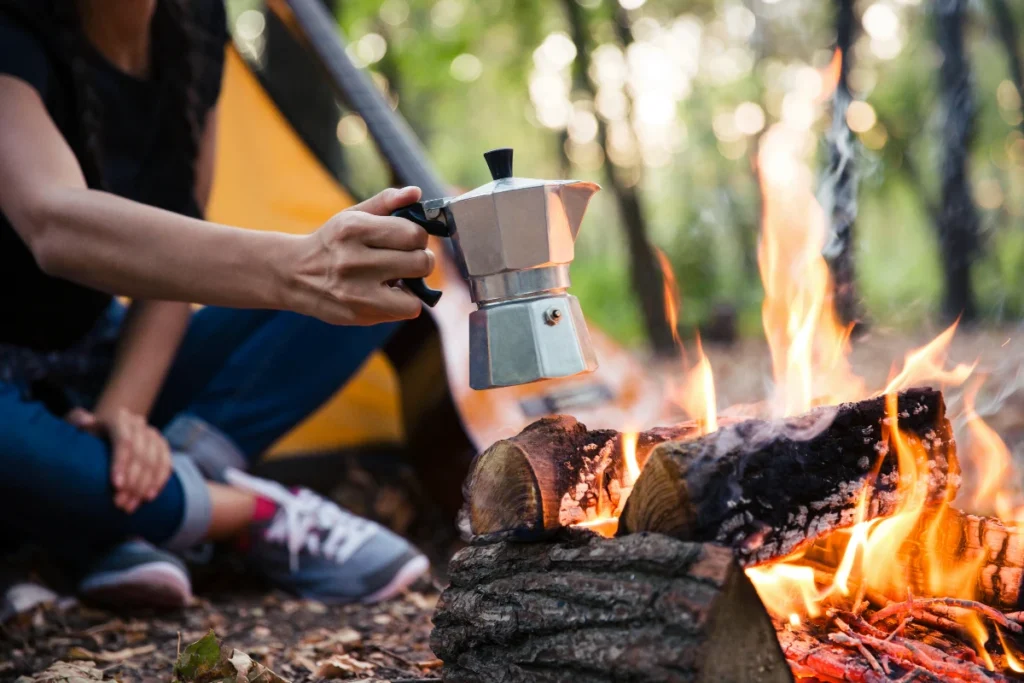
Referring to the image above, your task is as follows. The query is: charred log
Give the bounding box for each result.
[460,416,699,541]
[618,388,958,565]
[807,506,1024,611]
[431,531,791,683]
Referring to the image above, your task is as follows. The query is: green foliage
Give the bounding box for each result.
[227,0,1024,347]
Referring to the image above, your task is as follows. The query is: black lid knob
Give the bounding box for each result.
[484,148,514,181]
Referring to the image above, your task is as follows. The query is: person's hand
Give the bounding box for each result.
[66,407,173,514]
[294,186,436,326]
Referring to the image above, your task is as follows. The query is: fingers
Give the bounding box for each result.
[370,285,424,321]
[107,410,173,514]
[370,247,436,281]
[358,213,430,251]
[66,407,97,430]
[348,186,422,216]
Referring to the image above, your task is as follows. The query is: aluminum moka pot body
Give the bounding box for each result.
[394,148,601,390]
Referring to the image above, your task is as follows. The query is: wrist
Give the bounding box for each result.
[272,232,321,317]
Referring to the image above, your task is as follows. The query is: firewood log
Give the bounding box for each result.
[430,530,791,683]
[460,415,699,541]
[806,506,1024,611]
[618,388,958,565]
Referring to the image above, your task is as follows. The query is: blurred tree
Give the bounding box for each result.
[819,0,863,328]
[933,0,980,322]
[560,0,675,355]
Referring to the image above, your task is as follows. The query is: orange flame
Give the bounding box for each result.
[756,123,863,416]
[654,248,719,434]
[622,431,640,485]
[881,321,976,395]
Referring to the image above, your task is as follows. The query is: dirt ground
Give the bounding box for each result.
[3,325,1024,682]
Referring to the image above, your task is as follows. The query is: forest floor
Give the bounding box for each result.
[3,325,1024,682]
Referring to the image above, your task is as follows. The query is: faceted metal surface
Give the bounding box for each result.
[468,294,599,390]
[447,179,600,280]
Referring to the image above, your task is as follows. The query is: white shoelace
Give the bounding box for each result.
[225,468,378,572]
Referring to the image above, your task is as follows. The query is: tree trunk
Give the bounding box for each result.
[431,532,791,683]
[932,0,981,323]
[820,0,864,328]
[559,0,676,355]
[618,389,958,565]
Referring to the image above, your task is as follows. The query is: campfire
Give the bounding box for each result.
[430,54,1024,682]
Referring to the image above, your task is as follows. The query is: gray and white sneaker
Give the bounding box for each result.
[77,540,192,608]
[224,468,429,604]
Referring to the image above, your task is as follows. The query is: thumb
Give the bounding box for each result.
[348,186,422,216]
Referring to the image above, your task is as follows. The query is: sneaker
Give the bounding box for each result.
[77,540,192,608]
[225,468,429,604]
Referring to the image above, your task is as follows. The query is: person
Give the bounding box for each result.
[0,0,437,608]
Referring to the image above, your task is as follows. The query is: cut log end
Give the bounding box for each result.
[461,416,697,541]
[430,531,792,683]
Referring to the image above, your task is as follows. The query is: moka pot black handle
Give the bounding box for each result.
[391,202,451,307]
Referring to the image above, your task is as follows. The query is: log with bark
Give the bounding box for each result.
[805,506,1024,611]
[431,530,792,683]
[617,388,957,564]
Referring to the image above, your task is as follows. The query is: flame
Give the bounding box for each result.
[881,321,975,395]
[747,392,986,650]
[654,248,683,348]
[678,335,718,434]
[622,431,640,485]
[998,626,1024,672]
[756,123,864,417]
[652,248,720,434]
[818,48,843,103]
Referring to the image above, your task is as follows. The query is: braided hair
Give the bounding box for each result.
[33,0,208,191]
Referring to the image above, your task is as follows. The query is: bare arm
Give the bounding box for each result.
[92,104,223,421]
[0,75,433,326]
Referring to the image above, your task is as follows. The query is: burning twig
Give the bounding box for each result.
[830,630,1012,682]
[834,621,886,674]
[870,598,1023,634]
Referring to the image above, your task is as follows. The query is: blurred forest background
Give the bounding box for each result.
[225,0,1024,352]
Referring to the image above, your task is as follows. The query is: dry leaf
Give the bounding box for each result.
[15,661,105,682]
[404,592,438,611]
[314,654,375,679]
[371,614,391,626]
[418,658,444,670]
[68,644,156,663]
[303,600,327,615]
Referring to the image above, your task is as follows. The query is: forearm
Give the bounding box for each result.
[31,187,307,312]
[93,300,193,419]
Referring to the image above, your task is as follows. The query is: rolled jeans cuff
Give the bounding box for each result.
[163,455,212,552]
[164,413,247,483]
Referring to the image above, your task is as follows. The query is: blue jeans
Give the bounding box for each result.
[0,306,398,552]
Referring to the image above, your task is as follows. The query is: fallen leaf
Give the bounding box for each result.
[418,658,444,670]
[172,630,290,683]
[404,592,438,611]
[228,649,289,683]
[314,654,375,679]
[371,614,391,626]
[303,600,327,615]
[68,644,156,663]
[172,630,222,682]
[15,661,105,682]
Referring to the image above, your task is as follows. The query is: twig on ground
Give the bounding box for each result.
[870,597,1022,634]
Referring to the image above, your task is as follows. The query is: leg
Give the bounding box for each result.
[151,308,400,460]
[0,381,211,552]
